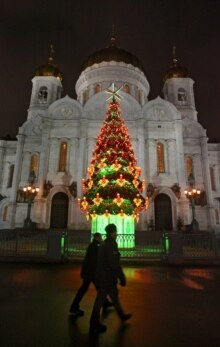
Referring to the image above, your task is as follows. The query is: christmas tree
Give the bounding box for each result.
[78,84,149,247]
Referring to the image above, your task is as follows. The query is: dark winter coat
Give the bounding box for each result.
[95,236,126,288]
[81,239,100,281]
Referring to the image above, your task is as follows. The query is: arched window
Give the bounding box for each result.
[59,142,67,172]
[38,86,48,103]
[30,154,39,177]
[124,84,130,94]
[178,88,187,104]
[7,164,14,188]
[95,84,101,93]
[157,143,165,173]
[138,89,142,104]
[3,206,8,221]
[210,167,216,191]
[186,156,193,179]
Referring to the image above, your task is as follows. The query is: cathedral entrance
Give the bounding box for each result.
[154,194,173,231]
[50,192,69,228]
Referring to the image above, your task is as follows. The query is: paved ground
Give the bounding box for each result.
[1,262,220,347]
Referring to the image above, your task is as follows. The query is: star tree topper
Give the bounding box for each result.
[106,82,123,101]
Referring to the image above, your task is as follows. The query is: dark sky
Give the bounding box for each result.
[0,0,219,140]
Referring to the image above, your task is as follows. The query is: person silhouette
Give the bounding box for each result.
[89,224,132,334]
[69,232,112,317]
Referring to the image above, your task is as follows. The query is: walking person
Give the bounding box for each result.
[69,232,112,317]
[89,223,132,334]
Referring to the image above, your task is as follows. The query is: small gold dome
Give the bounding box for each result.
[35,45,62,80]
[81,34,145,74]
[163,46,191,82]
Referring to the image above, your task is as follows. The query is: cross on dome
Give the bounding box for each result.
[106,83,123,102]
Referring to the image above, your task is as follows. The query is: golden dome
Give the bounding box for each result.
[81,34,145,74]
[163,46,191,82]
[35,45,62,80]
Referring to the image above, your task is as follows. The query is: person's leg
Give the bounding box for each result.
[108,286,125,318]
[90,288,107,329]
[93,282,113,309]
[69,280,90,313]
[108,286,132,321]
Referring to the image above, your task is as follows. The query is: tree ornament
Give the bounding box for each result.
[113,193,124,206]
[93,193,103,206]
[98,175,109,187]
[116,174,126,187]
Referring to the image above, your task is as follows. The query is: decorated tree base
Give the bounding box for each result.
[91,214,135,248]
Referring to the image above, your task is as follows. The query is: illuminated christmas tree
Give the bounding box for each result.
[78,84,149,247]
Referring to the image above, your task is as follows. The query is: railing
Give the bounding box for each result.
[0,231,48,258]
[182,233,220,259]
[0,229,220,264]
[66,232,164,261]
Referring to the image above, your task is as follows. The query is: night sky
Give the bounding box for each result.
[0,0,219,140]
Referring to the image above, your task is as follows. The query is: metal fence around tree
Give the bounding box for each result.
[0,229,220,265]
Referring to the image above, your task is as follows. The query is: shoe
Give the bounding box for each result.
[89,323,107,334]
[121,313,132,321]
[69,308,84,317]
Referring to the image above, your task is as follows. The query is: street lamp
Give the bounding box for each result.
[23,171,39,229]
[184,173,201,231]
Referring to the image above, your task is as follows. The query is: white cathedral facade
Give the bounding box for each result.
[0,37,220,232]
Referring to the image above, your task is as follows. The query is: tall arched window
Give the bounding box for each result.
[38,86,48,103]
[157,143,165,173]
[178,88,187,104]
[3,206,8,221]
[210,167,216,191]
[138,89,142,104]
[124,84,130,94]
[59,142,67,172]
[30,154,39,177]
[186,156,193,179]
[95,84,101,93]
[7,164,14,188]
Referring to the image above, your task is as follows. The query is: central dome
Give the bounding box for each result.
[81,35,145,74]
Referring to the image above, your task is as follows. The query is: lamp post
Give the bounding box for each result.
[184,173,201,231]
[23,171,39,229]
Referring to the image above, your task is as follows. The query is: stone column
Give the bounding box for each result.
[20,151,31,182]
[167,139,176,176]
[147,139,157,178]
[213,164,220,192]
[38,129,50,196]
[69,138,78,179]
[48,138,59,173]
[8,133,25,228]
[76,119,87,197]
[132,138,138,156]
[137,119,145,176]
[130,85,135,99]
[175,119,185,184]
[87,138,96,168]
[200,136,215,229]
[3,161,11,189]
[88,85,94,99]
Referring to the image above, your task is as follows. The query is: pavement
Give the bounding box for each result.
[1,262,220,347]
